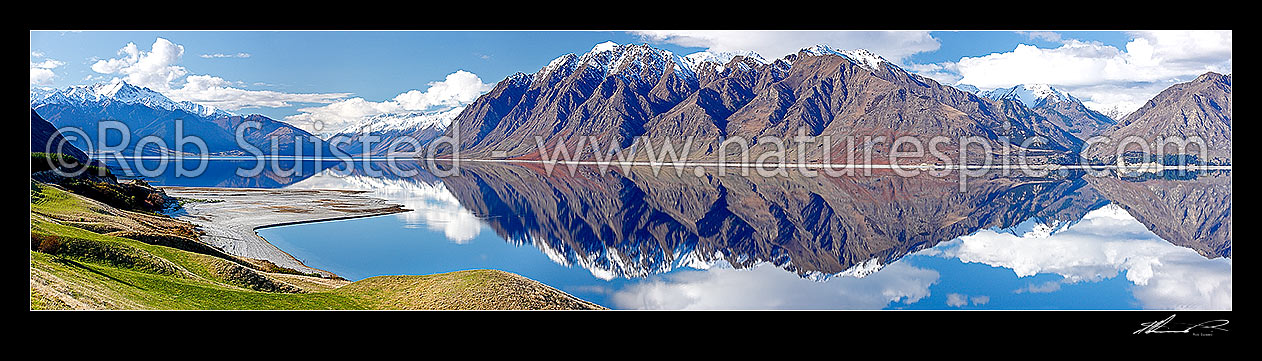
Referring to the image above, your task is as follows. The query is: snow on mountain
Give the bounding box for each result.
[797,45,887,69]
[533,41,898,88]
[682,49,768,73]
[953,84,981,94]
[534,41,771,84]
[30,79,232,119]
[980,84,1080,108]
[590,41,619,53]
[324,106,463,139]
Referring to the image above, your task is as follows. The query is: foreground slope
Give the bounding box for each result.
[30,183,603,310]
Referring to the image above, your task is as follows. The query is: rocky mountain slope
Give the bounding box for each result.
[1085,72,1232,164]
[437,43,1082,164]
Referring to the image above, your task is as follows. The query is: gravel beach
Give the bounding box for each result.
[160,187,409,277]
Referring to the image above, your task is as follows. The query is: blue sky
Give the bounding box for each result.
[31,30,1231,132]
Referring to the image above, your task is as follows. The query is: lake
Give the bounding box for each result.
[104,158,1232,310]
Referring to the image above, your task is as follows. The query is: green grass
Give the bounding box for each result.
[29,183,604,310]
[31,152,109,177]
[31,251,364,310]
[31,152,81,173]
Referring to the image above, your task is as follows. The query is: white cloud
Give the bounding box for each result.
[971,295,990,305]
[950,31,1231,114]
[904,62,961,85]
[931,203,1232,310]
[1014,280,1062,294]
[284,70,493,134]
[31,59,64,69]
[200,52,251,59]
[90,38,188,92]
[631,30,940,63]
[166,74,349,111]
[945,293,990,307]
[88,37,349,112]
[30,68,55,86]
[609,262,939,310]
[29,55,64,86]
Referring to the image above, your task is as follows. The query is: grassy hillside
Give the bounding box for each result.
[30,183,605,310]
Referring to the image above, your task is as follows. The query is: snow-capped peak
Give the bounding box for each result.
[323,107,462,139]
[535,42,699,82]
[591,41,619,53]
[980,84,1079,108]
[31,79,232,119]
[683,50,768,66]
[680,50,767,74]
[840,49,886,69]
[800,44,842,56]
[797,45,886,69]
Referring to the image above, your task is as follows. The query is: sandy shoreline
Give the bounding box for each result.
[160,186,409,278]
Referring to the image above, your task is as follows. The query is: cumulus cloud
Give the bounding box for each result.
[630,30,940,63]
[931,203,1232,310]
[30,69,56,86]
[609,262,940,310]
[30,55,64,86]
[89,37,348,112]
[91,38,188,92]
[284,70,493,134]
[950,31,1231,114]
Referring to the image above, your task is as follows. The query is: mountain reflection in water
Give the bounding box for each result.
[433,163,1230,281]
[115,158,1230,309]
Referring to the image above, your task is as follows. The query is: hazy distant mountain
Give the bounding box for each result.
[31,78,231,119]
[438,42,1081,163]
[325,109,456,156]
[31,80,327,156]
[1084,72,1232,164]
[982,84,1117,139]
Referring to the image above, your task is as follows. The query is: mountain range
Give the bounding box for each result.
[29,43,1231,164]
[31,79,330,157]
[436,43,1092,163]
[1084,72,1233,165]
[980,84,1117,138]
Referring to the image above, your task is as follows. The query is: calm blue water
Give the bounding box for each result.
[107,158,1232,310]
